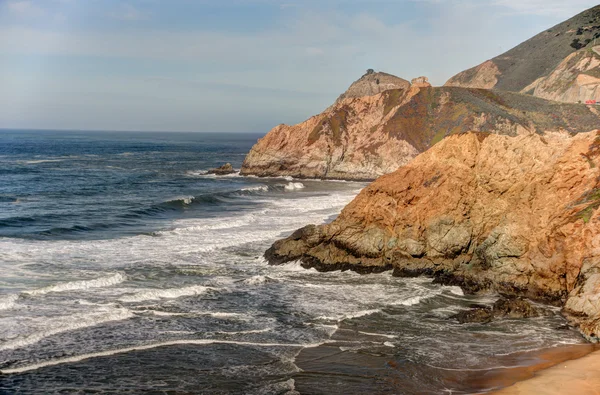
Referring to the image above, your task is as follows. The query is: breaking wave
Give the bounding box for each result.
[23,273,127,296]
[117,285,215,303]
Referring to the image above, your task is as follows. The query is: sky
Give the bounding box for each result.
[0,0,599,133]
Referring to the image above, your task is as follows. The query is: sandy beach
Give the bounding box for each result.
[493,346,600,394]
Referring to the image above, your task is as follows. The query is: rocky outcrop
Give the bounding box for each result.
[445,5,600,102]
[410,76,431,88]
[451,297,542,324]
[241,75,600,180]
[207,163,236,175]
[265,130,600,340]
[521,46,600,103]
[333,70,410,105]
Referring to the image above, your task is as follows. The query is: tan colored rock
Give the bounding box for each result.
[265,130,600,340]
[520,47,600,103]
[410,76,432,88]
[445,5,600,95]
[333,71,410,105]
[445,60,500,89]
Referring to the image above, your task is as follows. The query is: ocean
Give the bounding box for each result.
[0,130,587,394]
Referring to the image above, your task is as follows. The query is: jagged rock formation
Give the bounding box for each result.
[333,70,410,105]
[410,76,432,88]
[445,5,600,103]
[265,131,600,340]
[241,74,600,180]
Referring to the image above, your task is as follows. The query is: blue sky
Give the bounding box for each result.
[0,0,598,133]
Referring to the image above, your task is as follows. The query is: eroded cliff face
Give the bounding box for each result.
[520,46,600,103]
[265,131,600,340]
[241,78,600,180]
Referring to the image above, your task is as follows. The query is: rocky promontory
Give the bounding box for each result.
[241,70,600,180]
[265,130,600,340]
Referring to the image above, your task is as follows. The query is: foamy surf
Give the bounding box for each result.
[23,273,127,296]
[0,294,18,311]
[0,307,134,351]
[117,285,215,303]
[283,182,305,191]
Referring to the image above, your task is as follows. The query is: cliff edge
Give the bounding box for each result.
[265,130,600,340]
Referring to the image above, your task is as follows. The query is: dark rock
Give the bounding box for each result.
[451,307,493,324]
[207,163,236,175]
[492,297,540,319]
[452,297,541,324]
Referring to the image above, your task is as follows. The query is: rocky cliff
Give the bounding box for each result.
[265,131,600,340]
[445,5,600,103]
[241,73,600,180]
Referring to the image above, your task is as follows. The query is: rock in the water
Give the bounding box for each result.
[265,130,600,339]
[207,163,236,175]
[493,297,540,319]
[451,307,493,324]
[452,297,541,324]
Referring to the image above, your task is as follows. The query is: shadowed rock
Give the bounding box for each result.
[207,163,235,175]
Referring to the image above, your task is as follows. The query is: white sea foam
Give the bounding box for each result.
[0,339,325,374]
[315,309,380,322]
[241,185,269,192]
[23,273,127,296]
[0,294,18,311]
[447,286,464,296]
[284,182,305,191]
[383,341,395,348]
[358,331,397,339]
[21,159,64,164]
[242,275,273,286]
[398,296,426,306]
[117,285,214,303]
[216,327,273,335]
[0,307,134,351]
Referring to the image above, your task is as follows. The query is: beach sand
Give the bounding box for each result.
[493,347,600,395]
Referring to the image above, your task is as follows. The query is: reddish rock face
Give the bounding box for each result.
[241,75,600,181]
[265,131,600,340]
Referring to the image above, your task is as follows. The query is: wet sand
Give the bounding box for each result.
[493,347,600,395]
[293,334,599,394]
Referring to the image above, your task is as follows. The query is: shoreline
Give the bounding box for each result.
[491,345,600,394]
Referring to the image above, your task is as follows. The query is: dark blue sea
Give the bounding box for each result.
[0,130,587,394]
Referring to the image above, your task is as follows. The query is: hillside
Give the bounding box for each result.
[241,72,600,180]
[445,5,600,102]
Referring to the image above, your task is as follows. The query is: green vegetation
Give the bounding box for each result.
[383,89,405,117]
[307,107,350,146]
